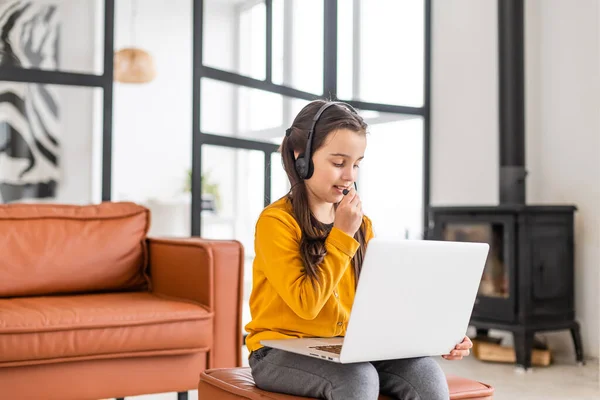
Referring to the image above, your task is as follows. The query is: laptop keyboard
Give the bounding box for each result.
[309,345,342,355]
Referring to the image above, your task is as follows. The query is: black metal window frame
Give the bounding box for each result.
[192,0,432,236]
[0,0,431,238]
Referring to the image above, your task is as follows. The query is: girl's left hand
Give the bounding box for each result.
[442,336,472,360]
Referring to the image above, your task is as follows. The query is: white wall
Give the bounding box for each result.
[526,0,600,361]
[432,0,600,360]
[430,0,498,205]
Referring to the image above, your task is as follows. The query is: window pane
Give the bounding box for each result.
[0,82,103,204]
[201,78,311,145]
[359,115,423,239]
[272,0,323,94]
[200,145,264,330]
[238,86,283,136]
[0,1,104,75]
[201,145,264,247]
[338,0,424,106]
[203,0,266,80]
[336,0,354,100]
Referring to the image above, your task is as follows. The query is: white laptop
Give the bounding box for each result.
[260,238,489,364]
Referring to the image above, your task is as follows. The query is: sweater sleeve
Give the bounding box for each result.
[255,210,360,320]
[364,215,374,243]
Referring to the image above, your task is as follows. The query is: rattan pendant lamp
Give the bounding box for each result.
[113,0,156,83]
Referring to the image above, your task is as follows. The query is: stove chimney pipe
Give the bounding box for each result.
[498,0,527,204]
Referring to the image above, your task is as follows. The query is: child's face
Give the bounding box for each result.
[305,128,366,204]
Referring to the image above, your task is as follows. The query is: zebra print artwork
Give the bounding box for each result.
[0,1,60,203]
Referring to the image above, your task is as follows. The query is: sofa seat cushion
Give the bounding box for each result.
[198,368,495,400]
[0,292,213,367]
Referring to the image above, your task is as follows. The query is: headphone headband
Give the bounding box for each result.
[295,101,358,179]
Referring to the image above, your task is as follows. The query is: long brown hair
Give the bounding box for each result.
[279,100,368,287]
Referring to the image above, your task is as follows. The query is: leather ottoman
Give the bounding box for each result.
[198,367,494,399]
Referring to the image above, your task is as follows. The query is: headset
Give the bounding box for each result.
[289,101,359,180]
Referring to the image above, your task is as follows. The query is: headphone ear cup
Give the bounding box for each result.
[295,156,307,179]
[304,159,314,180]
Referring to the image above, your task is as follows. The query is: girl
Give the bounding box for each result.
[244,100,472,400]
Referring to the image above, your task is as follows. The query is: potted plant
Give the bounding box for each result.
[184,169,221,212]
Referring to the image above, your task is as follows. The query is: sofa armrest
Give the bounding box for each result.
[147,237,244,368]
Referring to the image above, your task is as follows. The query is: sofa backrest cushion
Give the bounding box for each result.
[0,202,150,298]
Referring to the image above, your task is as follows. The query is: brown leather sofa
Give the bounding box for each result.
[198,367,494,399]
[0,202,244,400]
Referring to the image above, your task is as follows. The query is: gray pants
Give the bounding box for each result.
[249,347,450,400]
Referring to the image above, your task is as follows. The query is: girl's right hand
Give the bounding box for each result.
[334,187,363,237]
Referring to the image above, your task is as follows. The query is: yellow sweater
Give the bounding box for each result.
[244,196,374,353]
